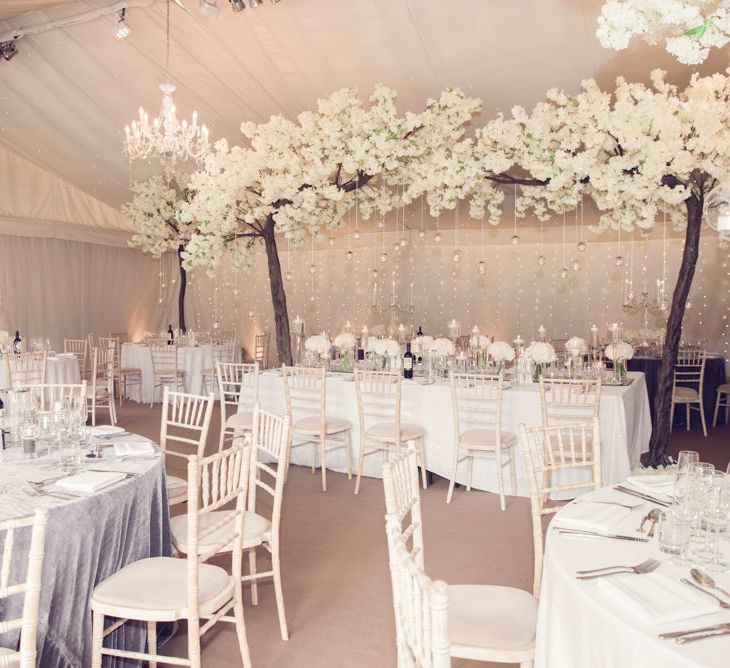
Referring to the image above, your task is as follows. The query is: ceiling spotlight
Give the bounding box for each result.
[0,40,18,61]
[230,0,245,11]
[198,0,219,17]
[112,9,130,40]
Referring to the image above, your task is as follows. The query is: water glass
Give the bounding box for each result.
[58,439,80,472]
[658,510,691,558]
[692,473,729,571]
[676,450,699,475]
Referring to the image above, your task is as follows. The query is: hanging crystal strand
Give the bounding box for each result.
[399,182,407,248]
[511,183,520,244]
[380,210,388,263]
[577,193,587,252]
[419,194,426,239]
[285,236,292,281]
[353,181,361,240]
[477,213,486,275]
[345,201,353,261]
[158,255,164,305]
[452,200,461,263]
[537,216,546,266]
[434,210,442,242]
[310,234,315,303]
[571,206,580,271]
[559,212,569,279]
[615,220,625,266]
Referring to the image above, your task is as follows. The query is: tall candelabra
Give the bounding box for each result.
[623,276,669,345]
[371,271,414,337]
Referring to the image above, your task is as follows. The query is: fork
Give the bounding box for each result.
[24,487,76,501]
[575,558,660,580]
[29,473,73,487]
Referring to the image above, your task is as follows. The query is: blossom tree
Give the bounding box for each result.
[123,175,195,332]
[180,86,481,365]
[597,0,730,64]
[430,69,730,465]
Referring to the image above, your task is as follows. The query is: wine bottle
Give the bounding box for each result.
[13,330,21,354]
[403,341,414,379]
[167,324,174,346]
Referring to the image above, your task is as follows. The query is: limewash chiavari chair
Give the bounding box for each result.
[383,448,537,667]
[88,345,117,427]
[149,341,185,407]
[90,444,252,668]
[202,342,237,395]
[0,508,48,668]
[216,362,259,452]
[539,376,601,427]
[671,348,708,436]
[385,520,451,668]
[519,418,601,596]
[63,338,88,378]
[171,407,292,641]
[99,336,126,406]
[353,369,427,495]
[713,382,730,427]
[160,388,215,507]
[282,365,353,492]
[26,382,87,413]
[448,372,516,511]
[4,352,47,389]
[254,333,269,370]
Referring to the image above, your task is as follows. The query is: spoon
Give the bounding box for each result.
[691,568,730,601]
[646,509,663,538]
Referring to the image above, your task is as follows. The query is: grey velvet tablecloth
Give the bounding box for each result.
[0,459,172,667]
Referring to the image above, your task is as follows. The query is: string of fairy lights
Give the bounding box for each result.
[155,203,730,357]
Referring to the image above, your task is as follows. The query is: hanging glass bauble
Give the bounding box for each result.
[570,258,580,271]
[418,229,426,238]
[212,320,220,330]
[511,234,520,245]
[434,231,442,242]
[353,231,361,240]
[399,237,408,247]
[233,288,240,296]
[158,298,163,304]
[577,240,587,252]
[328,237,335,246]
[380,252,388,263]
[371,269,379,279]
[393,242,400,252]
[686,300,693,310]
[452,249,462,263]
[171,278,177,284]
[285,271,293,281]
[248,311,254,318]
[477,260,486,275]
[309,264,317,274]
[537,254,546,266]
[345,250,353,261]
[614,255,625,267]
[559,267,569,279]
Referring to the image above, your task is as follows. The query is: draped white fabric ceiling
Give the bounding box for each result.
[1,0,727,217]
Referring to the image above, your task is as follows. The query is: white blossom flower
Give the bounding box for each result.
[334,332,357,351]
[305,334,332,356]
[430,337,455,357]
[565,336,588,357]
[487,341,515,362]
[526,341,557,365]
[605,341,635,361]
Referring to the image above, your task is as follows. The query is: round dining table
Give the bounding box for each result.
[0,352,80,389]
[535,485,730,667]
[0,436,171,668]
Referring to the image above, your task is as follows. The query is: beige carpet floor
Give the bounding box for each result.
[112,400,730,668]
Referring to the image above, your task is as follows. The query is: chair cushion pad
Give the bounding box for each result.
[718,383,730,394]
[91,557,233,618]
[225,411,254,431]
[674,386,700,401]
[448,584,537,656]
[171,510,270,554]
[366,422,425,442]
[293,416,351,435]
[460,429,517,449]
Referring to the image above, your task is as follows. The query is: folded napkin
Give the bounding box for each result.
[597,571,719,625]
[113,441,156,457]
[89,425,126,437]
[554,502,630,533]
[625,475,675,500]
[56,471,127,494]
[55,352,76,359]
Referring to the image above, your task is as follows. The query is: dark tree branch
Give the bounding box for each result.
[486,174,549,187]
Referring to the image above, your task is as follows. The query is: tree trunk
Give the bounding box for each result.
[261,218,293,365]
[648,194,703,466]
[177,245,187,333]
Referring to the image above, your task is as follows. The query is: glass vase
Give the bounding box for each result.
[340,349,352,372]
[613,358,626,383]
[532,362,543,382]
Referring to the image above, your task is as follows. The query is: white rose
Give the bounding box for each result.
[526,341,557,364]
[605,341,634,361]
[487,341,515,362]
[334,332,357,351]
[565,336,588,357]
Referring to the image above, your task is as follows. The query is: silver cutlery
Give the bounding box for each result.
[659,623,730,640]
[676,628,730,644]
[96,431,131,439]
[614,485,671,507]
[691,568,730,601]
[680,578,730,608]
[29,473,73,487]
[646,509,663,538]
[87,469,140,478]
[577,500,643,510]
[575,558,660,580]
[555,528,650,543]
[117,454,160,462]
[24,486,76,501]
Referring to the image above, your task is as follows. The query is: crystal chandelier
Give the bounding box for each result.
[123,0,209,175]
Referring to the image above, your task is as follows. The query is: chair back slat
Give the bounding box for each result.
[519,418,601,596]
[282,366,326,424]
[450,372,503,443]
[354,369,401,437]
[160,388,215,459]
[0,509,48,668]
[539,377,601,426]
[382,446,424,568]
[254,333,270,370]
[385,519,451,668]
[63,338,88,377]
[673,349,706,390]
[150,343,179,376]
[25,382,87,413]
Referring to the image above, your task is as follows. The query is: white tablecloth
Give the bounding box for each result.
[251,370,652,496]
[0,353,80,389]
[535,486,730,667]
[120,343,241,403]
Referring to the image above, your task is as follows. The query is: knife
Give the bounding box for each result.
[614,485,671,507]
[659,623,730,640]
[555,528,650,542]
[676,628,730,644]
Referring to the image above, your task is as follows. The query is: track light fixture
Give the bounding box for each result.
[198,0,219,17]
[112,9,130,40]
[0,40,18,61]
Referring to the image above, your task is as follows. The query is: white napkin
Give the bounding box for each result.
[625,475,675,500]
[597,572,719,625]
[553,502,630,533]
[113,441,156,457]
[89,425,126,437]
[56,471,127,493]
[56,352,76,359]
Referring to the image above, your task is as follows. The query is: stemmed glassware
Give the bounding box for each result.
[692,472,730,571]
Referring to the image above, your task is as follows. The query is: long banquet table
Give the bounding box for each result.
[120,342,242,403]
[254,370,652,497]
[535,485,730,667]
[0,439,171,667]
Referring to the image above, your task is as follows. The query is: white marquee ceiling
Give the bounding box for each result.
[0,0,728,223]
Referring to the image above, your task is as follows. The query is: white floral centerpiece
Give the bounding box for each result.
[487,341,515,374]
[430,337,455,357]
[525,341,556,381]
[410,335,433,357]
[305,334,332,363]
[605,341,635,381]
[565,336,588,358]
[368,338,401,370]
[334,332,357,372]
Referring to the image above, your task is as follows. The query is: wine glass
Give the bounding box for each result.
[676,450,700,477]
[692,472,729,571]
